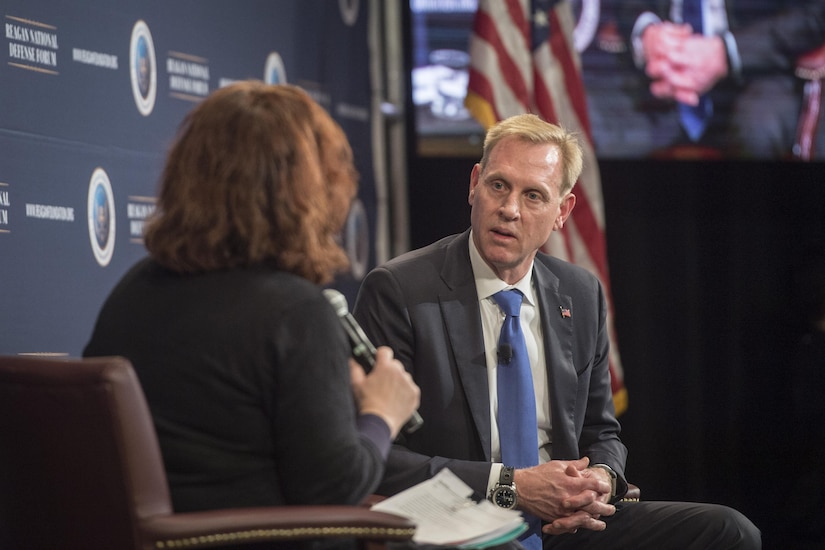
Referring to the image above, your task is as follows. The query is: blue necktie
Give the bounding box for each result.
[493,290,541,550]
[679,0,712,141]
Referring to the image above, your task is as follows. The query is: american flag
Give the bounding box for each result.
[464,0,627,414]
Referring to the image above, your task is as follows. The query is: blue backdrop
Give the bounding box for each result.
[1,0,376,355]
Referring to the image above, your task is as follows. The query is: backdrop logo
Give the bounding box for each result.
[344,198,369,280]
[87,168,116,267]
[130,20,157,116]
[339,0,360,26]
[264,52,287,84]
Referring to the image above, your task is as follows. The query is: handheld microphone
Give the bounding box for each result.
[323,288,423,435]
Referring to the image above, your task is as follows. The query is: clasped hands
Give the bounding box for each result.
[641,22,728,106]
[514,457,615,536]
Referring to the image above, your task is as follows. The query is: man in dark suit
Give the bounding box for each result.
[354,113,760,548]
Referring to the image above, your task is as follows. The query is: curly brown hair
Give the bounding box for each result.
[143,81,358,284]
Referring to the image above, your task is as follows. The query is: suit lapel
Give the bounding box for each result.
[533,260,578,458]
[439,231,493,461]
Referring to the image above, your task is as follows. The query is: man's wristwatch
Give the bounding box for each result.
[489,466,518,509]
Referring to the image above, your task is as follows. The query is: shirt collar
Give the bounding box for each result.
[468,230,536,307]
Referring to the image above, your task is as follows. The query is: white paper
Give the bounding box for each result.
[371,468,526,547]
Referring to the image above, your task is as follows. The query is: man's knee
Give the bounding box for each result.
[707,504,761,549]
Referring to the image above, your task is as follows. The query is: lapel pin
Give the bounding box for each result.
[559,306,571,319]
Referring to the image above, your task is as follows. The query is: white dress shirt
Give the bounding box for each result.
[468,232,553,493]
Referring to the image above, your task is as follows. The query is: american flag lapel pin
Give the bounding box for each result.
[559,306,571,319]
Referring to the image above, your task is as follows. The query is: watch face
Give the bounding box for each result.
[493,487,517,509]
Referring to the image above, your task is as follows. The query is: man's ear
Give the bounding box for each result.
[468,163,481,205]
[554,193,577,230]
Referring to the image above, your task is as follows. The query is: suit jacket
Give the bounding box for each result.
[353,230,628,499]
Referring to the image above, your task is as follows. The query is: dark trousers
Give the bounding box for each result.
[544,500,761,550]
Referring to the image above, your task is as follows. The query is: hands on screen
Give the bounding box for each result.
[642,22,729,105]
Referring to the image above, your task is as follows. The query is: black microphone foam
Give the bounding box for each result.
[498,343,513,365]
[323,289,423,435]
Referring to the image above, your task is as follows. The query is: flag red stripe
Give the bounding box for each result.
[467,67,502,121]
[503,0,529,41]
[531,63,559,123]
[472,8,530,110]
[547,7,593,140]
[570,194,608,280]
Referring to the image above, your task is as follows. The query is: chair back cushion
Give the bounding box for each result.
[0,355,173,549]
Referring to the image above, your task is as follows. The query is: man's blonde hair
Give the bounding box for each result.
[480,113,583,195]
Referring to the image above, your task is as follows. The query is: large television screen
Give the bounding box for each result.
[409,0,825,160]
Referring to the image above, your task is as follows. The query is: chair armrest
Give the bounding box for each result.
[621,483,641,502]
[361,494,387,507]
[139,505,415,549]
[796,45,825,81]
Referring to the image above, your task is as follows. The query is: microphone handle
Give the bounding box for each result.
[403,409,424,435]
[341,315,423,435]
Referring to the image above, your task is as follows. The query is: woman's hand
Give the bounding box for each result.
[350,346,420,438]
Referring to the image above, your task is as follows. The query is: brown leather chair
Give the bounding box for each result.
[622,484,641,502]
[0,354,414,550]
